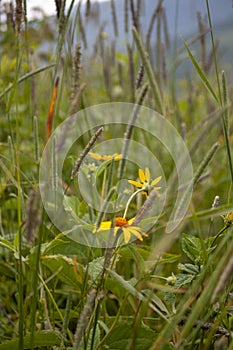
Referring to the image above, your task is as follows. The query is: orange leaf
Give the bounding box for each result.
[45,76,59,143]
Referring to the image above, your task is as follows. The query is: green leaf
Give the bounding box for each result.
[43,235,79,255]
[185,204,233,221]
[142,289,169,314]
[87,325,100,350]
[96,158,115,177]
[0,330,62,349]
[105,276,137,299]
[104,321,156,350]
[42,254,84,288]
[63,195,80,217]
[107,269,169,319]
[0,237,16,252]
[119,246,150,261]
[182,38,219,104]
[0,63,55,100]
[181,233,202,263]
[43,233,91,258]
[157,253,181,265]
[174,274,196,288]
[178,263,200,275]
[163,291,176,308]
[88,256,104,285]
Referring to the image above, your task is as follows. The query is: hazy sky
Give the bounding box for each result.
[27,0,106,18]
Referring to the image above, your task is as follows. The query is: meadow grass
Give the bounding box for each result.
[0,0,232,349]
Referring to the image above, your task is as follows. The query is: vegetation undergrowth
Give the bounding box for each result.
[0,0,232,349]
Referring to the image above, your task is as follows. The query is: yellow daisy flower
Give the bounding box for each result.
[94,216,148,244]
[128,167,162,195]
[89,152,122,161]
[225,212,233,225]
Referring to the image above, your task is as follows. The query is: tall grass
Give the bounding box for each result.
[0,1,232,349]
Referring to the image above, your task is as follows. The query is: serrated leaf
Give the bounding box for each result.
[181,233,202,263]
[87,325,100,350]
[0,330,62,349]
[175,274,195,288]
[163,291,176,308]
[104,321,156,350]
[178,263,200,275]
[88,256,104,284]
[42,254,84,288]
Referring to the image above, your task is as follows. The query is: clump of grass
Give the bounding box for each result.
[0,1,232,349]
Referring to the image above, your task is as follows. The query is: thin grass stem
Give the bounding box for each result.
[0,64,55,101]
[221,71,233,185]
[205,0,222,105]
[118,82,148,179]
[71,126,104,180]
[132,27,164,114]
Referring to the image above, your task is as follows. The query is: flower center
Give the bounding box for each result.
[142,181,150,192]
[115,217,128,227]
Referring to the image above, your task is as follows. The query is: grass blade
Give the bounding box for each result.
[182,38,219,104]
[0,64,55,100]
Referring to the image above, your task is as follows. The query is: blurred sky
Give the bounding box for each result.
[27,0,106,19]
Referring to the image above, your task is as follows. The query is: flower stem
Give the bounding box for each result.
[123,189,142,218]
[210,225,229,248]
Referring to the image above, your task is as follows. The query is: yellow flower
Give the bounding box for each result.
[94,216,148,244]
[128,167,162,195]
[89,152,122,161]
[225,212,233,225]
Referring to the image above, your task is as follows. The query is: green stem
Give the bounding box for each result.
[18,227,24,350]
[210,225,229,248]
[123,188,143,218]
[95,187,116,231]
[221,71,233,184]
[30,224,43,350]
[132,27,164,114]
[205,0,222,105]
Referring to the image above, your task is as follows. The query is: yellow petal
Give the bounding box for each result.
[141,230,149,237]
[88,152,102,160]
[128,217,136,225]
[128,180,143,188]
[101,155,111,160]
[122,228,131,244]
[114,154,122,161]
[139,168,146,183]
[98,220,112,229]
[145,168,150,182]
[151,176,162,187]
[129,227,143,241]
